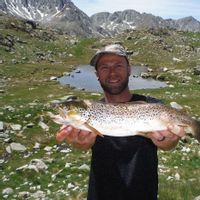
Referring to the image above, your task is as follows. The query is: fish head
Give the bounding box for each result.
[58,100,90,122]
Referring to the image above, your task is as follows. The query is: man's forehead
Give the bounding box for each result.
[97,53,127,63]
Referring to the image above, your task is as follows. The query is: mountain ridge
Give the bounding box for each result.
[1,0,200,37]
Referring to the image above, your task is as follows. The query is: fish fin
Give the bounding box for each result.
[58,107,67,118]
[123,101,147,105]
[130,101,147,104]
[83,100,93,107]
[177,124,188,128]
[83,122,104,137]
[135,131,150,136]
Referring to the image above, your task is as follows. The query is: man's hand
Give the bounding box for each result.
[148,124,185,151]
[56,125,97,150]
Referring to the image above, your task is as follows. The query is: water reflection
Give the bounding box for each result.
[57,65,167,92]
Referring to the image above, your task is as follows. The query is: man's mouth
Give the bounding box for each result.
[108,79,120,84]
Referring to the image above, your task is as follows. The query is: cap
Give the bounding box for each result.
[90,44,128,67]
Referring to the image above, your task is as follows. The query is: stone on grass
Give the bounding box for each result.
[2,187,14,195]
[9,142,27,152]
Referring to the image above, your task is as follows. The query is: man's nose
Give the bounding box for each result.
[108,66,117,74]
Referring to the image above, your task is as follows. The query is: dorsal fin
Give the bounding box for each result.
[125,101,147,104]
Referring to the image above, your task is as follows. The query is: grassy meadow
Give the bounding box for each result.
[0,16,200,199]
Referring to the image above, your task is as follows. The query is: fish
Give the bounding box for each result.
[48,100,200,141]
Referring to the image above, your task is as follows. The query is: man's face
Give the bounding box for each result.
[95,54,131,95]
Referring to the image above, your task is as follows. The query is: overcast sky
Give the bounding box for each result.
[72,0,200,21]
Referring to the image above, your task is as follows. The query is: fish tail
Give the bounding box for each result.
[193,120,200,142]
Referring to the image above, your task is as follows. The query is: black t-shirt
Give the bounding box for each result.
[87,94,160,200]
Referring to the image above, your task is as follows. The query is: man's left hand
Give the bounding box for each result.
[147,124,185,151]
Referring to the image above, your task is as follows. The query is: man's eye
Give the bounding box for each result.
[100,66,108,70]
[116,64,123,68]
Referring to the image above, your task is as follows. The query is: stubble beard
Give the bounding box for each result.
[99,77,129,95]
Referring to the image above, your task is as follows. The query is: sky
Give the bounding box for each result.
[72,0,200,21]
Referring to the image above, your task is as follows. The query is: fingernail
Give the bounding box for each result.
[66,126,73,132]
[168,124,173,130]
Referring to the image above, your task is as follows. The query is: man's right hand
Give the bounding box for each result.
[56,125,97,150]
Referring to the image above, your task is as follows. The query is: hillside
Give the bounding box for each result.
[1,0,200,37]
[0,14,200,200]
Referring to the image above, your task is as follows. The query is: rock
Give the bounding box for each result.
[0,133,9,139]
[67,183,75,189]
[11,59,18,64]
[194,196,200,200]
[25,114,31,118]
[196,80,200,85]
[18,191,30,198]
[33,142,40,149]
[173,57,182,62]
[156,74,166,81]
[0,89,5,93]
[16,159,48,173]
[6,146,12,154]
[196,48,200,55]
[126,36,132,40]
[26,123,34,128]
[174,173,180,180]
[193,66,200,75]
[147,67,153,72]
[163,67,169,72]
[44,146,52,152]
[63,72,70,76]
[172,69,183,74]
[50,76,57,81]
[9,142,27,152]
[0,59,4,64]
[78,164,90,171]
[4,106,15,112]
[170,102,183,110]
[10,124,22,131]
[38,121,49,131]
[0,121,4,131]
[31,190,46,199]
[2,187,14,196]
[141,72,150,78]
[74,69,81,73]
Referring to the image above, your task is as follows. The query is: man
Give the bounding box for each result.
[56,44,184,200]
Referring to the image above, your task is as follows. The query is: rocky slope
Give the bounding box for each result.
[91,10,200,35]
[1,0,200,37]
[0,0,95,37]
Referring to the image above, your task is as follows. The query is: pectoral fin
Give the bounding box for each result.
[83,122,104,137]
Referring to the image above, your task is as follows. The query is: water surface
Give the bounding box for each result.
[57,65,167,92]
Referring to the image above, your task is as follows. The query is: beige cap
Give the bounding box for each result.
[90,44,128,67]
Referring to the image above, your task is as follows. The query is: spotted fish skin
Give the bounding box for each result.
[49,100,200,141]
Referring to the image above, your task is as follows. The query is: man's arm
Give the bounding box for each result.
[56,125,97,150]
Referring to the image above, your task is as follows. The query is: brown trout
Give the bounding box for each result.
[48,100,200,141]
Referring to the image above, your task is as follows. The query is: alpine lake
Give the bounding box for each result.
[57,65,167,92]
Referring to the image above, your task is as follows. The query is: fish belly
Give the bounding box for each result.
[89,118,168,137]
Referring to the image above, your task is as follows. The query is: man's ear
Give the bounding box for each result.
[95,71,99,80]
[128,65,131,76]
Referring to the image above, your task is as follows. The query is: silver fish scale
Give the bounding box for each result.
[87,103,163,126]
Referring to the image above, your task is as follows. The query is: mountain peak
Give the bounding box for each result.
[0,0,200,36]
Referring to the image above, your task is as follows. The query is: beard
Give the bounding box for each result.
[99,77,129,95]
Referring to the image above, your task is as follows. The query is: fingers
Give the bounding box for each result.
[148,131,166,141]
[167,124,185,137]
[148,123,185,142]
[56,125,71,142]
[56,125,97,150]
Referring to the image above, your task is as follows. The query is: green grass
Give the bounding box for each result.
[1,17,200,199]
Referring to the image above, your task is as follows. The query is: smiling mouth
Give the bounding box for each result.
[108,79,120,84]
